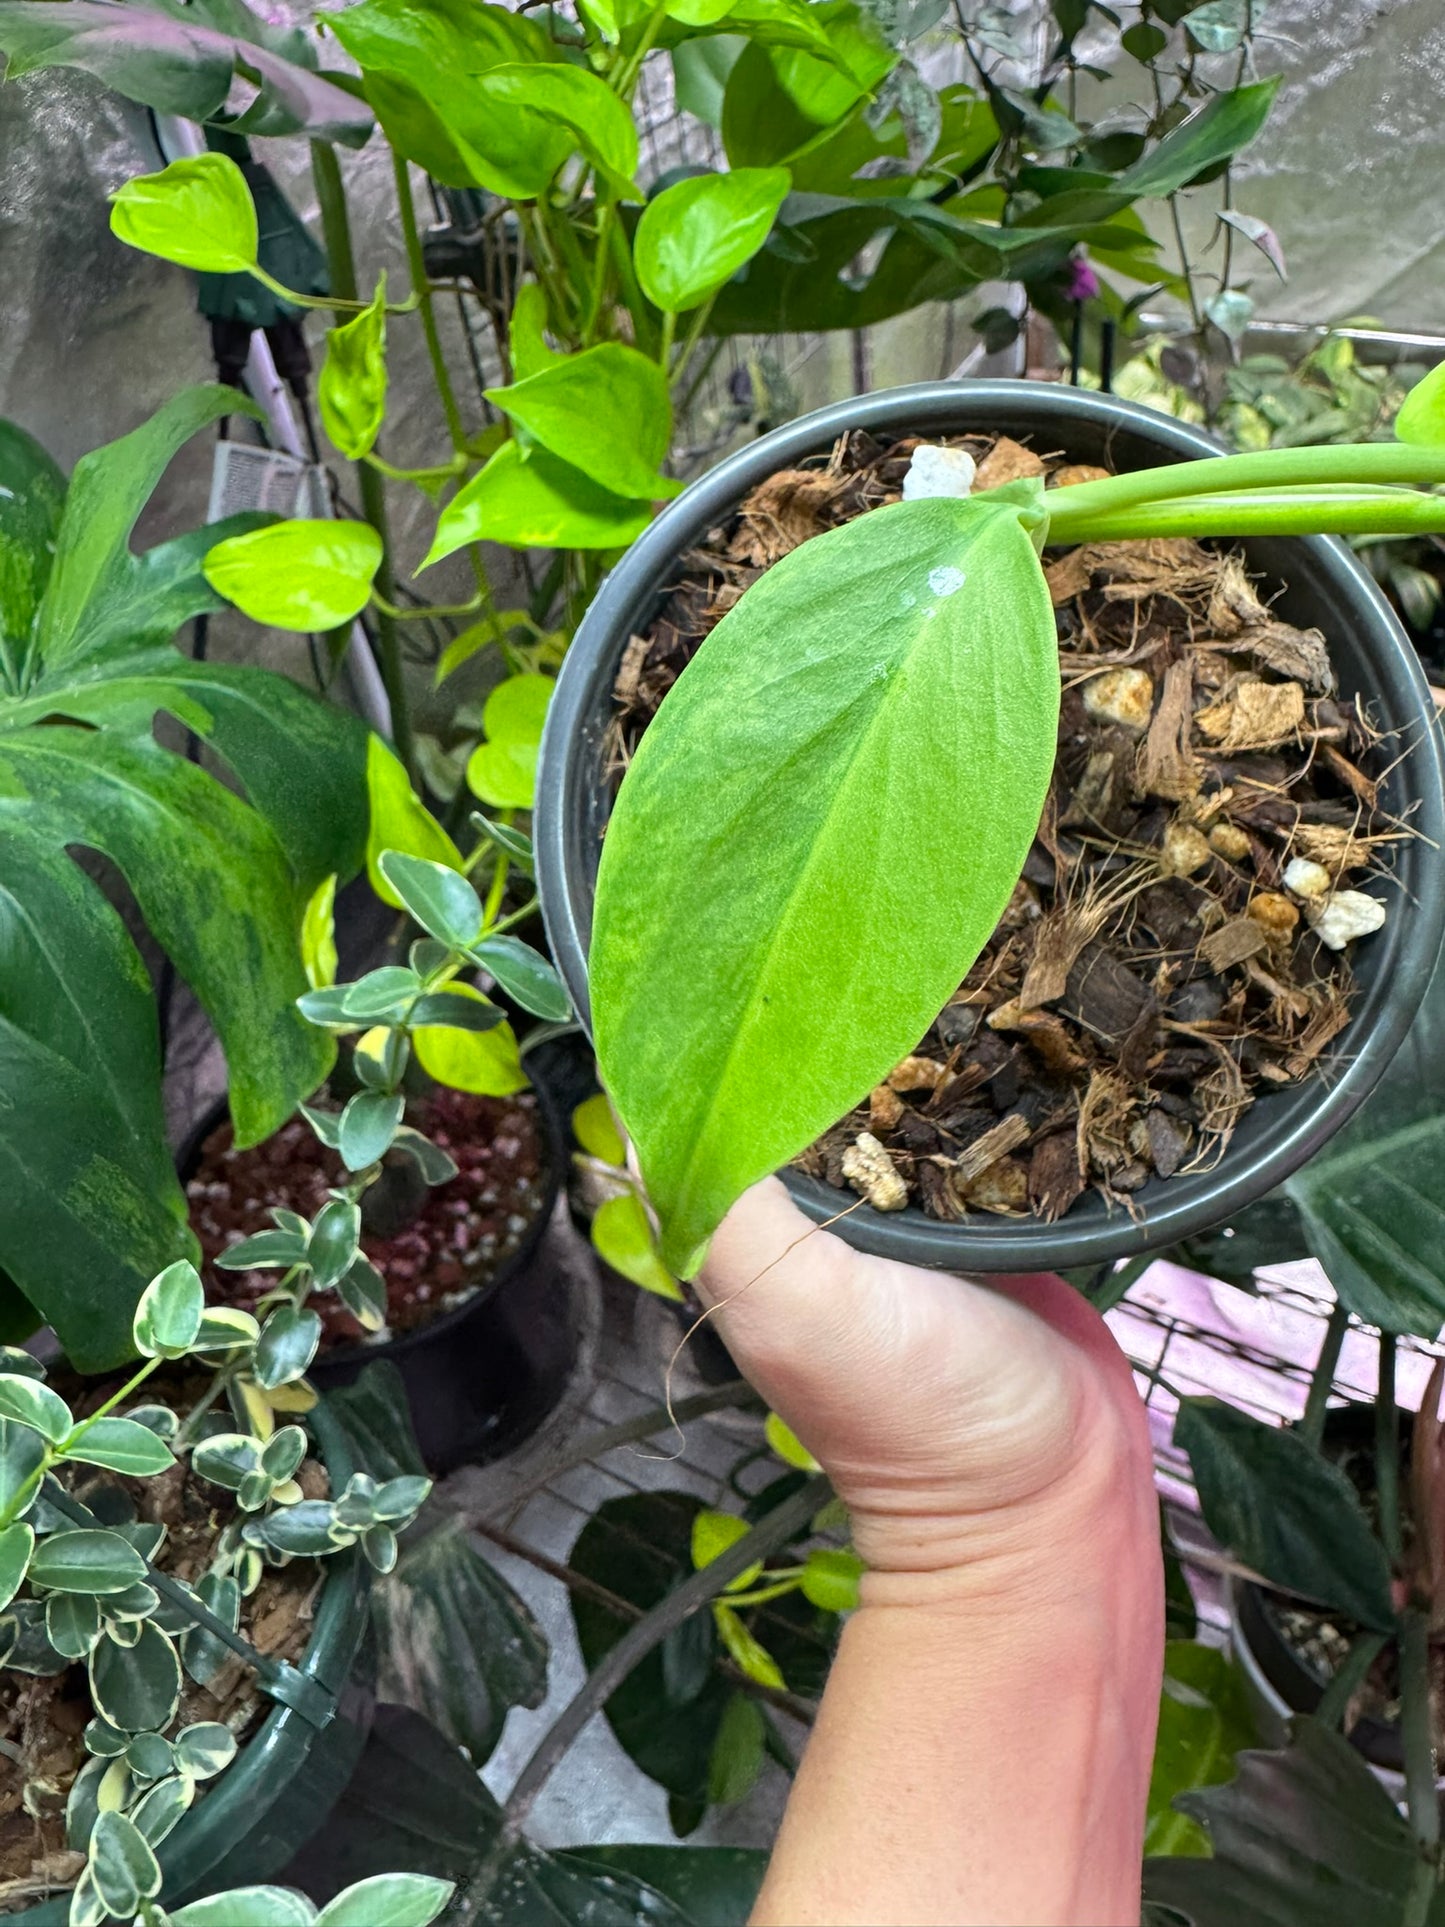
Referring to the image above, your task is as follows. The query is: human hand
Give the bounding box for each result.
[697,1178,1157,1600]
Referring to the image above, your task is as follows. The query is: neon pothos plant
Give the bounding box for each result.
[591,366,1445,1276]
[0,389,366,1370]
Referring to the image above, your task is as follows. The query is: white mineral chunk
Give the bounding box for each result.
[902,444,977,501]
[1283,856,1332,901]
[840,1132,909,1211]
[1308,889,1387,951]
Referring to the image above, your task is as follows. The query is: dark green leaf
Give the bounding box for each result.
[131,1258,205,1357]
[89,1621,183,1731]
[254,1304,322,1389]
[249,1499,347,1555]
[372,1515,548,1764]
[339,1090,406,1172]
[125,1731,175,1783]
[173,1721,238,1779]
[130,1772,194,1848]
[89,1809,162,1915]
[470,814,535,873]
[337,1254,389,1330]
[309,1198,362,1291]
[0,1520,33,1612]
[0,1417,45,1517]
[592,491,1056,1273]
[302,1103,345,1149]
[46,1587,102,1658]
[341,965,424,1022]
[215,1229,310,1270]
[0,1371,70,1443]
[0,1596,66,1674]
[405,991,504,1033]
[1144,1719,1445,1925]
[321,1360,428,1482]
[29,1528,148,1595]
[63,1417,175,1478]
[391,1126,460,1186]
[191,1432,262,1491]
[1175,1399,1394,1629]
[261,1425,308,1483]
[377,850,483,950]
[0,0,372,143]
[471,935,571,1020]
[558,1847,769,1926]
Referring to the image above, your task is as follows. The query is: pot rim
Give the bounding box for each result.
[535,377,1445,1271]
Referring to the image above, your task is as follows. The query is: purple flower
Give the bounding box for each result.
[1065,254,1100,304]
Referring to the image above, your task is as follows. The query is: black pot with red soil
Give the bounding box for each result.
[184,1069,573,1474]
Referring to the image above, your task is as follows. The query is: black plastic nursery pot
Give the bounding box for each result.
[23,1403,372,1923]
[1229,1405,1404,1777]
[182,1065,574,1476]
[535,379,1445,1274]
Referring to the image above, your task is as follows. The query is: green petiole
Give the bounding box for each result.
[1046,484,1445,546]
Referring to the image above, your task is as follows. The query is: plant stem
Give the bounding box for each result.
[1379,1332,1403,1565]
[310,140,412,772]
[452,1472,831,1920]
[581,202,616,345]
[608,213,656,355]
[1399,1606,1441,1887]
[1314,1628,1388,1730]
[1300,1301,1350,1450]
[658,308,676,374]
[393,151,468,453]
[1047,486,1445,547]
[1044,441,1445,530]
[1082,1253,1151,1315]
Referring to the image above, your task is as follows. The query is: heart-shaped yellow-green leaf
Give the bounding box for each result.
[109,154,257,274]
[204,520,383,630]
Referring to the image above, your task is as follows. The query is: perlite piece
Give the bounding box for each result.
[840,1133,909,1211]
[901,444,976,501]
[1309,889,1387,952]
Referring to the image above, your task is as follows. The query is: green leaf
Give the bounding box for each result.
[691,1509,760,1589]
[308,1197,362,1291]
[46,1587,102,1658]
[800,1547,862,1612]
[338,1089,406,1172]
[592,491,1056,1273]
[591,1193,683,1301]
[132,1258,204,1358]
[130,1771,194,1847]
[339,965,423,1024]
[470,814,535,873]
[558,1847,769,1926]
[707,1692,765,1805]
[462,672,555,811]
[636,166,792,312]
[320,277,389,461]
[473,63,640,198]
[173,1721,238,1779]
[0,1418,45,1518]
[125,1731,176,1783]
[414,1005,528,1097]
[338,1255,389,1331]
[0,1371,71,1443]
[192,1432,262,1491]
[508,282,560,384]
[407,989,505,1033]
[391,1127,461,1187]
[316,1875,456,1927]
[0,1520,33,1611]
[1146,1642,1258,1858]
[302,873,340,992]
[366,735,466,908]
[485,349,678,505]
[254,1304,323,1389]
[713,1603,785,1689]
[193,1307,262,1353]
[204,519,383,630]
[215,1228,310,1270]
[169,1889,317,1927]
[83,1715,128,1758]
[262,1424,309,1482]
[573,1092,627,1167]
[1175,1399,1395,1629]
[1144,1719,1445,1926]
[29,1529,148,1595]
[378,850,484,949]
[0,417,65,650]
[108,153,257,272]
[0,0,372,144]
[422,441,652,566]
[63,1417,176,1478]
[89,1809,162,1915]
[471,935,570,1019]
[1395,361,1445,449]
[764,1412,820,1471]
[248,1498,348,1556]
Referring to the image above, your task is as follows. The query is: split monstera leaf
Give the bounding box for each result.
[591,364,1445,1275]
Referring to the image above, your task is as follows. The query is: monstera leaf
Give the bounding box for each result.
[0,386,366,1369]
[0,0,371,145]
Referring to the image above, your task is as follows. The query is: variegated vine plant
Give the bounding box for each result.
[0,1259,430,1927]
[591,362,1445,1278]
